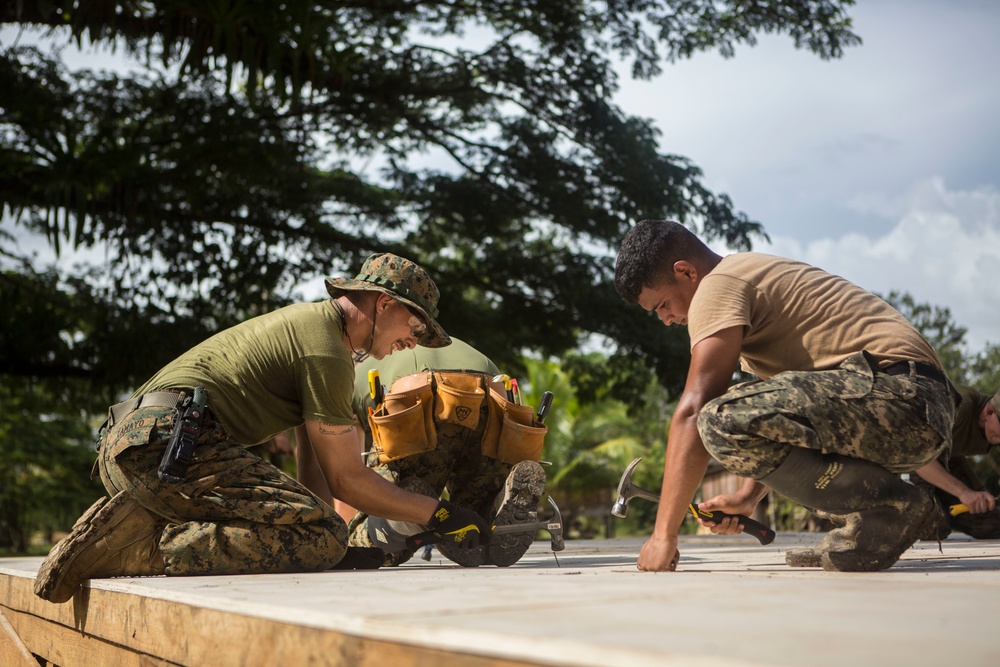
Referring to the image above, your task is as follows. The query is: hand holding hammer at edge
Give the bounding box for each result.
[694,477,772,537]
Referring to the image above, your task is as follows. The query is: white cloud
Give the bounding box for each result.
[615,1,1000,248]
[761,177,1000,351]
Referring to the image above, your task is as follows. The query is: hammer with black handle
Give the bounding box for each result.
[612,457,776,546]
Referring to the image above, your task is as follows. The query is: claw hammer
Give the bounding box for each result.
[492,496,566,551]
[611,457,776,545]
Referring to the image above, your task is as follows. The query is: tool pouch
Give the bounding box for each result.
[369,372,437,463]
[432,371,487,430]
[481,387,548,464]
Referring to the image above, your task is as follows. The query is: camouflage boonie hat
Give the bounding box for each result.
[325,253,451,348]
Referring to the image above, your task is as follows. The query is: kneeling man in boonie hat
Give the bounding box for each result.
[35,253,492,604]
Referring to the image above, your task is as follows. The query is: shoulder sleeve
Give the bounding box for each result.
[296,355,358,426]
[688,273,754,349]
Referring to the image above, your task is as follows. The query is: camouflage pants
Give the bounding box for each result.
[911,458,1000,539]
[698,352,955,479]
[348,404,512,548]
[97,402,346,576]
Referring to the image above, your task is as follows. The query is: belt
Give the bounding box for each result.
[107,390,186,427]
[880,360,948,386]
[880,360,960,406]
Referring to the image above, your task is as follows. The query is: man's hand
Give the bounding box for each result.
[695,493,760,535]
[957,489,997,514]
[637,532,681,572]
[416,500,492,550]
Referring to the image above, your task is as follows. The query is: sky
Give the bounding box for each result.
[613,0,1000,351]
[3,1,999,352]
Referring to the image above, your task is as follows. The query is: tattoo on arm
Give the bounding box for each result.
[318,424,354,436]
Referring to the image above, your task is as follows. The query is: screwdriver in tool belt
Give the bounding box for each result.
[536,391,554,423]
[368,370,385,410]
[492,374,514,402]
[688,503,776,545]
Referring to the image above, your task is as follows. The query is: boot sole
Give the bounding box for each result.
[487,461,546,567]
[785,548,823,568]
[34,493,134,603]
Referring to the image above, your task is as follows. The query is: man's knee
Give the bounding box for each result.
[697,400,754,475]
[696,397,796,479]
[696,401,728,458]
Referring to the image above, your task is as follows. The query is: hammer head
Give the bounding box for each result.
[612,457,643,518]
[544,496,565,551]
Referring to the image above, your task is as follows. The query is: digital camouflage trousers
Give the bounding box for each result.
[698,352,955,479]
[97,401,346,576]
[348,403,513,548]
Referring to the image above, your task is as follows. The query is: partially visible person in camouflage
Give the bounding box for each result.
[614,220,955,573]
[338,338,547,567]
[911,386,1000,540]
[34,254,493,604]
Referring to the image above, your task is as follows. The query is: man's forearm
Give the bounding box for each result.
[913,459,972,499]
[336,470,439,524]
[305,419,438,523]
[652,411,712,538]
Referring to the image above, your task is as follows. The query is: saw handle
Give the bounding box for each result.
[689,503,776,545]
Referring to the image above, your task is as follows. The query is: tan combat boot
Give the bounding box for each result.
[762,448,938,572]
[785,513,858,568]
[34,491,166,603]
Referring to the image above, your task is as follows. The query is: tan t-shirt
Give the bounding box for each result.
[688,253,941,379]
[135,301,356,444]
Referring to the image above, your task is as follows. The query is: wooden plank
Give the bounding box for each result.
[2,605,180,667]
[1,571,542,667]
[0,607,38,667]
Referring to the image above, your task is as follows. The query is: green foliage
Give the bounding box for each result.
[881,290,969,382]
[563,339,689,412]
[0,1,863,396]
[0,266,218,411]
[0,380,105,552]
[966,342,1000,393]
[0,1,863,541]
[520,354,672,536]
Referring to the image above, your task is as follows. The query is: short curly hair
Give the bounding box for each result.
[614,220,713,303]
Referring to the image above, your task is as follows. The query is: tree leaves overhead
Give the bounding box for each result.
[1,1,861,395]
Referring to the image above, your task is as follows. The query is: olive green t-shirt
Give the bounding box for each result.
[688,253,941,379]
[950,385,992,457]
[351,337,499,419]
[135,301,355,445]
